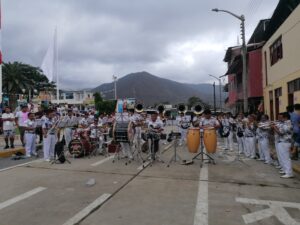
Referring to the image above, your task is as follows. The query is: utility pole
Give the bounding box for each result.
[209,74,222,112]
[212,8,248,113]
[213,82,216,113]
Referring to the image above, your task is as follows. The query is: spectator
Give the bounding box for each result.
[15,105,29,147]
[2,106,16,149]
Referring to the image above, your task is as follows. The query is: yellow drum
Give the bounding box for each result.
[204,128,217,153]
[187,128,200,153]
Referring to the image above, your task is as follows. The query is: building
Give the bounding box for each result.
[262,0,300,120]
[224,19,269,114]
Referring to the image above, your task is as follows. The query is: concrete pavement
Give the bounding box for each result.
[0,140,299,225]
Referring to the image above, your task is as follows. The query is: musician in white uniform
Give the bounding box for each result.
[272,112,294,178]
[257,115,272,164]
[120,113,134,160]
[148,112,164,157]
[24,113,37,157]
[42,110,57,162]
[221,113,234,150]
[235,113,245,155]
[199,109,220,129]
[64,110,77,147]
[79,113,89,128]
[177,113,190,146]
[131,110,144,148]
[244,115,257,158]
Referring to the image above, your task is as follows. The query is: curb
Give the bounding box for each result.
[0,148,26,158]
[293,164,300,175]
[0,144,43,158]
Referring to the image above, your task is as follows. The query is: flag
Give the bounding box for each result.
[41,28,57,82]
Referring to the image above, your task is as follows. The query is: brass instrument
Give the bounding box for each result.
[135,103,144,113]
[177,104,187,114]
[157,105,165,114]
[193,104,204,115]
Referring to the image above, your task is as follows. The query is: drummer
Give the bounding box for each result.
[199,109,221,130]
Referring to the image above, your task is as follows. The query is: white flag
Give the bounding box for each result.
[41,28,57,82]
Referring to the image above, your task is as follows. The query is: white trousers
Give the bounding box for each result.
[224,132,233,150]
[277,142,293,176]
[179,128,187,144]
[64,128,73,147]
[244,137,256,158]
[43,134,56,160]
[120,142,133,158]
[25,133,36,156]
[259,138,272,163]
[275,141,283,168]
[236,135,244,154]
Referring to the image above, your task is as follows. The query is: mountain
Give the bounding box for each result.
[92,71,226,106]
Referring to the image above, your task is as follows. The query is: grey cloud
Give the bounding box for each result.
[2,0,277,89]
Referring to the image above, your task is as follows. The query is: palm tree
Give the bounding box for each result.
[2,62,55,107]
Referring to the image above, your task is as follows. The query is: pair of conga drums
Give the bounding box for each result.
[186,127,217,154]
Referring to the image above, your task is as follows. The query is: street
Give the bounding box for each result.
[0,142,299,225]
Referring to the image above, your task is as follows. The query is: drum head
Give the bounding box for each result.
[69,139,84,158]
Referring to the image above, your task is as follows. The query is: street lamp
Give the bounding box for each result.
[209,74,222,112]
[212,8,248,113]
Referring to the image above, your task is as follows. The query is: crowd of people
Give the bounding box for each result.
[177,104,300,179]
[1,102,299,179]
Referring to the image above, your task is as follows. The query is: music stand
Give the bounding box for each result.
[192,128,215,168]
[147,134,164,166]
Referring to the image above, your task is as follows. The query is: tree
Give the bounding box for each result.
[2,61,55,107]
[187,96,211,110]
[93,92,116,115]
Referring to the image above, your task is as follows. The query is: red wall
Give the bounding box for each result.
[248,49,263,98]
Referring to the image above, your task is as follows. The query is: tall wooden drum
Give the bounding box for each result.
[204,128,217,153]
[187,128,200,153]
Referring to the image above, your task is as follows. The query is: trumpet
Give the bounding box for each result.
[47,117,63,136]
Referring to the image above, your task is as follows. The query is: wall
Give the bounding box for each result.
[248,49,263,98]
[263,5,300,116]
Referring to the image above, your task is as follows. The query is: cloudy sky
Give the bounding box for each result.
[3,0,278,89]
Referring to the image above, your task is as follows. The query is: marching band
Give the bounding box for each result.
[3,102,299,179]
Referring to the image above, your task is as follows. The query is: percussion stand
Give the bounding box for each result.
[133,135,145,164]
[148,137,164,166]
[192,128,215,168]
[167,136,182,167]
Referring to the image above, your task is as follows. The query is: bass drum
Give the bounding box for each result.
[203,128,217,154]
[113,121,134,143]
[69,138,91,158]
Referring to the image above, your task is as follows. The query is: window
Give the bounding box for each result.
[288,78,300,94]
[274,87,282,98]
[270,36,283,66]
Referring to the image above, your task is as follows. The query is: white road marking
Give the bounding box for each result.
[193,164,208,225]
[90,156,114,167]
[137,161,150,170]
[236,197,300,225]
[0,187,47,210]
[0,159,43,172]
[62,193,111,225]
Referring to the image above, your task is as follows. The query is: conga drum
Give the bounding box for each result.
[203,128,217,153]
[187,128,200,153]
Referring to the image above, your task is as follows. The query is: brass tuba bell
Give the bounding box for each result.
[135,103,144,113]
[177,104,187,114]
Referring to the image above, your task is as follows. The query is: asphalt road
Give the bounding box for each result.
[0,141,299,225]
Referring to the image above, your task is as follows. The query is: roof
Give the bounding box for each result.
[264,0,300,41]
[248,19,270,44]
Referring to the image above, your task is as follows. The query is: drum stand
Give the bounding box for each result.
[132,136,146,164]
[147,138,164,166]
[167,136,182,167]
[192,129,215,168]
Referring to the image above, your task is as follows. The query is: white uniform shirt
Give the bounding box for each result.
[200,117,220,127]
[148,118,164,130]
[177,116,190,129]
[2,113,15,131]
[24,119,37,132]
